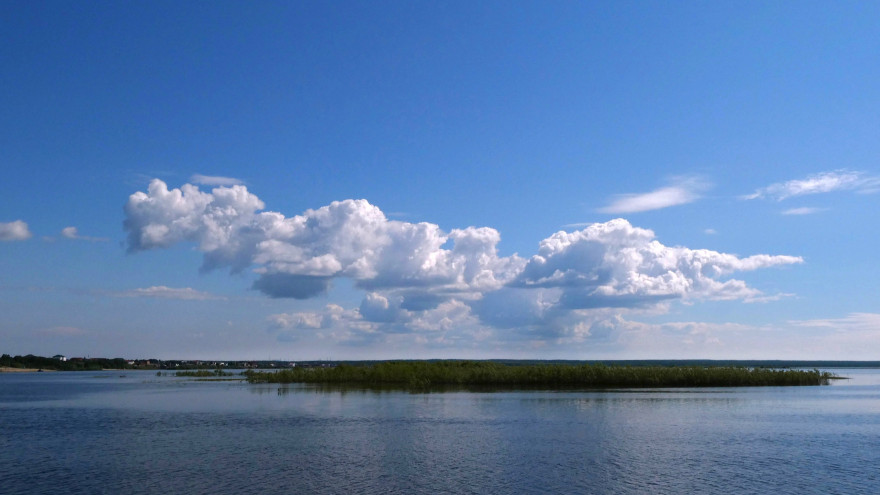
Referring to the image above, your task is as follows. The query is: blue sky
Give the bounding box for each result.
[2,1,879,360]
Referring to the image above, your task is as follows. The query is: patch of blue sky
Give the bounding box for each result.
[2,1,879,359]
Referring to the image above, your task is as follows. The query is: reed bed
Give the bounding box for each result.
[244,361,833,389]
[175,369,234,377]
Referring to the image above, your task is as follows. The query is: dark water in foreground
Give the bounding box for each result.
[1,370,879,494]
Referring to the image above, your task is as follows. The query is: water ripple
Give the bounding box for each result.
[2,371,879,494]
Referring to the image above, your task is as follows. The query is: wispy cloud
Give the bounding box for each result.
[114,286,225,300]
[0,220,32,241]
[598,176,710,214]
[562,222,593,229]
[61,226,109,242]
[190,174,243,186]
[789,312,880,332]
[742,292,796,303]
[744,170,880,201]
[781,207,826,216]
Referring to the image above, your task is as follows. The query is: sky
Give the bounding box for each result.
[2,1,879,360]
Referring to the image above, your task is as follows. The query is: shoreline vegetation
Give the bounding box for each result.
[0,366,53,373]
[244,361,835,389]
[174,370,235,377]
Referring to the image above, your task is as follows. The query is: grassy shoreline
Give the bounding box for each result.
[0,367,53,373]
[244,361,834,389]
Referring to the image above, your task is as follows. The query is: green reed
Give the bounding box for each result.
[244,361,833,389]
[175,369,234,377]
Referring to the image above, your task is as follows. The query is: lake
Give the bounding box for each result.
[1,369,878,494]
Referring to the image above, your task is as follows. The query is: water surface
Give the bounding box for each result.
[1,369,878,494]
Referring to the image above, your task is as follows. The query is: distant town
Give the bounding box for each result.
[0,353,335,371]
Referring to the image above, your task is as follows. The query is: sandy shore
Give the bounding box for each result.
[0,367,55,373]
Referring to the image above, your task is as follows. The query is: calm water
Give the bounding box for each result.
[1,369,879,494]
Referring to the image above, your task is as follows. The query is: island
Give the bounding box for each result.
[244,360,834,388]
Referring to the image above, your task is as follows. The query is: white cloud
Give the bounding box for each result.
[407,299,476,333]
[781,207,826,216]
[744,170,880,201]
[598,176,709,214]
[115,286,224,300]
[0,220,32,241]
[741,292,796,304]
[60,226,109,242]
[266,307,880,357]
[512,218,802,307]
[704,228,717,235]
[268,299,482,347]
[268,304,379,343]
[268,311,325,330]
[124,179,804,339]
[190,174,244,186]
[125,179,524,298]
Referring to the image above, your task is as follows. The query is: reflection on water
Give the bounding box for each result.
[1,369,879,494]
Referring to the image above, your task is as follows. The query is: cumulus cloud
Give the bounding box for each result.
[190,174,244,186]
[744,170,880,201]
[61,226,109,242]
[252,273,332,299]
[124,179,524,298]
[0,220,32,241]
[269,299,481,347]
[268,304,379,343]
[512,218,802,307]
[589,317,754,355]
[115,286,224,300]
[124,179,804,341]
[598,176,709,214]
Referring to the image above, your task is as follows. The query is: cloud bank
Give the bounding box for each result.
[0,220,32,241]
[744,170,880,201]
[124,179,803,345]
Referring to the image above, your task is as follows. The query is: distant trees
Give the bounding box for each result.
[0,354,132,371]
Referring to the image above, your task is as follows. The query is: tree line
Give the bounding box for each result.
[0,354,130,371]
